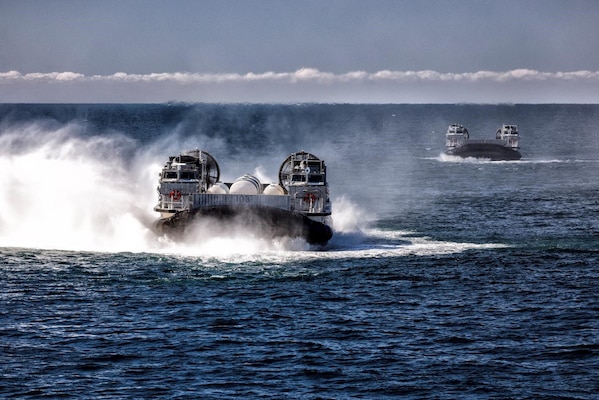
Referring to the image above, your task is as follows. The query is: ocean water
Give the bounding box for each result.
[1,103,598,399]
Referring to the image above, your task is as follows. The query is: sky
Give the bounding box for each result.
[1,0,599,103]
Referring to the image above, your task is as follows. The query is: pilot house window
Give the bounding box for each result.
[180,171,198,180]
[292,175,307,182]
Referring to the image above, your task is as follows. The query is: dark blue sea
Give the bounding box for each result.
[1,103,598,399]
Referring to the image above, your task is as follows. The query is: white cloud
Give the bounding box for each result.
[1,71,85,81]
[0,71,22,80]
[2,68,599,103]
[3,68,599,85]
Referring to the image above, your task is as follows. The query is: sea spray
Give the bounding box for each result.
[0,122,157,252]
[0,122,367,255]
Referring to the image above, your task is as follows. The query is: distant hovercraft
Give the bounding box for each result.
[153,150,333,245]
[445,124,522,161]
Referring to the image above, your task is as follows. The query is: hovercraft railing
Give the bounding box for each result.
[192,193,290,210]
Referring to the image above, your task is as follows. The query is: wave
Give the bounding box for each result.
[159,227,508,267]
[434,153,520,164]
[433,153,597,164]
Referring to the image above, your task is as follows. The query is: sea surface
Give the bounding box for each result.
[1,103,598,399]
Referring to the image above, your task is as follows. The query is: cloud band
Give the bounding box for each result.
[2,68,599,84]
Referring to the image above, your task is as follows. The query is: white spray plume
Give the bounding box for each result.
[0,121,342,255]
[0,122,159,252]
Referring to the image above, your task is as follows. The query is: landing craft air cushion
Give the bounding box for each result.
[445,124,522,161]
[153,150,333,244]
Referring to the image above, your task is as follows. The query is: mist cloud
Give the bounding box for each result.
[3,68,599,84]
[2,68,599,103]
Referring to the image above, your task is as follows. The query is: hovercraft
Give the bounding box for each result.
[445,124,521,161]
[153,150,333,245]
